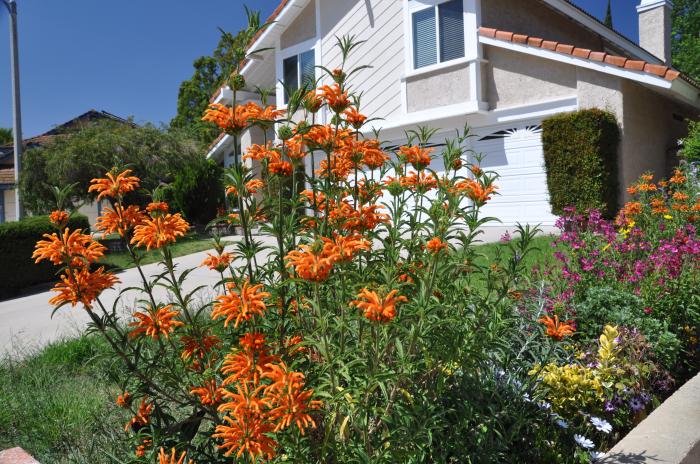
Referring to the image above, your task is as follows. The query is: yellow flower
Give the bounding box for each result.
[663,214,673,220]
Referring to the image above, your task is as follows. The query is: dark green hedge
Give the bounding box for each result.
[542,109,620,218]
[0,214,90,299]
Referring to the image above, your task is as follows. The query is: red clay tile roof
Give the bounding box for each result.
[480,27,693,85]
[207,132,227,153]
[0,168,16,185]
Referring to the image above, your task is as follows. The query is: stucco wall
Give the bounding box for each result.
[280,0,317,50]
[481,0,610,52]
[639,6,672,63]
[576,67,624,123]
[406,62,471,112]
[4,188,16,222]
[319,0,403,120]
[620,80,693,198]
[77,201,101,229]
[483,46,577,109]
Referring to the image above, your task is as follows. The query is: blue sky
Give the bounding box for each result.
[1,0,638,137]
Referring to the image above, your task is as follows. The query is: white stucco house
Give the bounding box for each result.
[206,0,700,230]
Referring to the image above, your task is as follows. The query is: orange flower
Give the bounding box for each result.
[351,288,407,323]
[324,233,371,263]
[49,210,69,227]
[285,243,336,282]
[202,103,253,134]
[627,185,638,195]
[212,281,271,328]
[49,267,119,308]
[251,104,285,123]
[146,201,169,214]
[201,252,233,272]
[269,160,293,176]
[180,333,221,362]
[673,192,689,201]
[262,362,321,434]
[221,340,279,386]
[135,439,152,458]
[620,202,642,217]
[454,179,498,205]
[319,83,350,113]
[641,174,654,182]
[95,204,146,237]
[88,169,140,200]
[637,183,658,192]
[651,197,669,214]
[344,107,367,129]
[539,315,575,341]
[33,228,106,267]
[399,145,433,170]
[426,237,448,254]
[399,171,438,192]
[670,169,687,185]
[213,408,278,461]
[303,90,323,113]
[125,398,153,432]
[131,213,190,250]
[243,143,275,162]
[158,447,193,464]
[116,391,132,408]
[128,305,184,340]
[191,379,224,406]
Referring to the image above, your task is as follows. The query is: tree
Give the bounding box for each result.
[20,121,204,214]
[171,157,224,225]
[170,9,268,142]
[672,0,700,82]
[169,56,220,143]
[0,127,12,145]
[604,0,613,28]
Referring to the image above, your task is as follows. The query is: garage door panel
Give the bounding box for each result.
[472,123,556,226]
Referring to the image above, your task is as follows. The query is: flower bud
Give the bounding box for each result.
[278,125,294,140]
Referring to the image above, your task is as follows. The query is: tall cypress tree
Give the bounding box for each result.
[604,0,614,28]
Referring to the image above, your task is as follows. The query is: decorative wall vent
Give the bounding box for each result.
[478,125,542,141]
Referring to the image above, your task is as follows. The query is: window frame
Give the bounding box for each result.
[279,40,317,106]
[407,0,468,72]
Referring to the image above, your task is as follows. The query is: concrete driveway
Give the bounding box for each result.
[0,236,276,359]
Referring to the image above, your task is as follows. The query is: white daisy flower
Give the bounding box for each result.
[574,434,595,449]
[590,416,612,434]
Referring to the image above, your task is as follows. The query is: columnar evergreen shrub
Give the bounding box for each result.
[171,158,224,225]
[542,109,620,218]
[0,214,90,298]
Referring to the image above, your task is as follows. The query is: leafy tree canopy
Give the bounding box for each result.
[673,0,700,82]
[0,127,12,145]
[169,8,268,143]
[20,121,205,214]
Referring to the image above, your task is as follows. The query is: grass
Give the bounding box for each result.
[0,335,130,463]
[99,233,228,270]
[475,234,558,270]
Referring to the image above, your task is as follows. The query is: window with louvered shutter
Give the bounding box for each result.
[412,7,437,69]
[438,0,465,62]
[299,50,316,89]
[283,55,299,103]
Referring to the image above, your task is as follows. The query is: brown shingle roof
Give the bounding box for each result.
[0,168,15,185]
[479,27,694,86]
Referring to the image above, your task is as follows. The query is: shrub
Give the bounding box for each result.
[679,119,700,163]
[0,214,90,299]
[542,109,620,218]
[171,157,224,225]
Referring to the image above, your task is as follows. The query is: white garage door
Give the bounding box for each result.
[471,122,557,226]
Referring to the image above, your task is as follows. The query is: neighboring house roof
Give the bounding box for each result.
[0,168,14,185]
[0,109,133,167]
[479,27,693,85]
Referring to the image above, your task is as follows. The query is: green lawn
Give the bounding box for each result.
[99,234,228,270]
[0,335,129,463]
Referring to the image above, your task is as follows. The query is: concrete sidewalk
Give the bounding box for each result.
[0,236,276,359]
